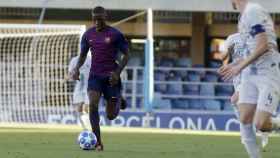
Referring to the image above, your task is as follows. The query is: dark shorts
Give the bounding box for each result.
[88,74,122,100]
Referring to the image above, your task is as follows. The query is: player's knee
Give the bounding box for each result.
[77,105,83,113]
[239,114,253,124]
[107,113,117,120]
[255,120,272,132]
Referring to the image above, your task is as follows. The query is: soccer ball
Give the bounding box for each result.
[77,130,97,150]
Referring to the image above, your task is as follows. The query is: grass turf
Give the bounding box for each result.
[0,127,279,158]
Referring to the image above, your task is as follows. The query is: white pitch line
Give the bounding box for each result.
[0,123,279,137]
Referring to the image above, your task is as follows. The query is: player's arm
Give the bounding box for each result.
[110,31,129,86]
[237,32,268,70]
[116,50,129,75]
[72,33,90,80]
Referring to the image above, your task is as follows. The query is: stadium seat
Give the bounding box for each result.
[136,83,143,94]
[183,73,200,94]
[154,71,168,93]
[136,98,143,109]
[223,100,234,111]
[203,99,222,111]
[176,58,192,67]
[200,84,215,96]
[188,99,204,110]
[166,73,183,95]
[209,60,222,68]
[125,97,132,109]
[216,85,234,96]
[153,93,172,109]
[171,99,189,109]
[204,73,219,82]
[159,58,175,67]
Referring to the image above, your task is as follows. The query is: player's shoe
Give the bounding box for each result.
[95,142,104,151]
[120,97,127,110]
[260,132,269,151]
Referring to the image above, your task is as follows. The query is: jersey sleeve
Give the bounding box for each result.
[116,31,129,54]
[80,32,90,56]
[245,7,266,37]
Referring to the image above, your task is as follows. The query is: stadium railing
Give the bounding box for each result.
[122,66,233,111]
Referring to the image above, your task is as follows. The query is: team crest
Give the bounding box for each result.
[105,37,111,43]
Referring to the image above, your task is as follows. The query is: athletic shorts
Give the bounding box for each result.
[88,74,122,100]
[73,90,89,105]
[238,75,280,114]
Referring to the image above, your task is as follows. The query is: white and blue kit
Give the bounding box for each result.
[68,55,91,105]
[238,2,280,113]
[223,33,247,92]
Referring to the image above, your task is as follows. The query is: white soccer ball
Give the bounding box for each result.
[77,130,97,150]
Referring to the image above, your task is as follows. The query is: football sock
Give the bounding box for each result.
[89,109,101,143]
[78,112,87,130]
[240,123,261,158]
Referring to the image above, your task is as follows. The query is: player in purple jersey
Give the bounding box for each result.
[71,6,129,151]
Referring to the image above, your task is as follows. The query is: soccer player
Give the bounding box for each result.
[68,54,91,130]
[219,1,280,157]
[221,33,269,150]
[71,6,129,151]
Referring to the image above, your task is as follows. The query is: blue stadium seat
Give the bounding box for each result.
[183,73,200,94]
[125,97,132,109]
[136,83,143,94]
[209,60,222,68]
[167,75,183,95]
[200,84,215,96]
[171,99,189,109]
[153,93,172,109]
[223,100,234,111]
[159,58,175,67]
[216,85,234,96]
[154,71,167,93]
[188,73,201,81]
[176,58,192,67]
[136,98,143,109]
[155,71,166,81]
[188,99,204,110]
[203,99,222,111]
[204,73,219,82]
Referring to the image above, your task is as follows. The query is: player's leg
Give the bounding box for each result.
[231,91,240,119]
[104,78,122,120]
[254,86,280,132]
[88,90,102,150]
[76,103,88,130]
[87,74,104,151]
[73,91,88,130]
[238,81,261,158]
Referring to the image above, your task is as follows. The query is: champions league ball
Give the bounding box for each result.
[77,130,97,150]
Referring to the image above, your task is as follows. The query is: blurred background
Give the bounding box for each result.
[0,0,280,131]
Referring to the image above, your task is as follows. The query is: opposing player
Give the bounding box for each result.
[68,54,91,130]
[72,6,129,151]
[221,33,269,150]
[219,1,280,157]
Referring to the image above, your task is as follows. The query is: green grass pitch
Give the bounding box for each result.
[0,127,279,158]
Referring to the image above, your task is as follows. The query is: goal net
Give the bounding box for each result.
[0,24,86,124]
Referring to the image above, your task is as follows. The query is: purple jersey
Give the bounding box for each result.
[80,26,128,76]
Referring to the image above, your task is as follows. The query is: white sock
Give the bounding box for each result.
[232,104,240,120]
[271,117,280,130]
[240,123,262,158]
[78,112,87,130]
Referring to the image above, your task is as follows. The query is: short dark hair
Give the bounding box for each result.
[92,6,106,17]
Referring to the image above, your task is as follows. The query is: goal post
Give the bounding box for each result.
[0,24,86,124]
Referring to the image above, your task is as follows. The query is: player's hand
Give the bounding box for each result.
[109,71,120,86]
[71,67,80,81]
[218,64,241,81]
